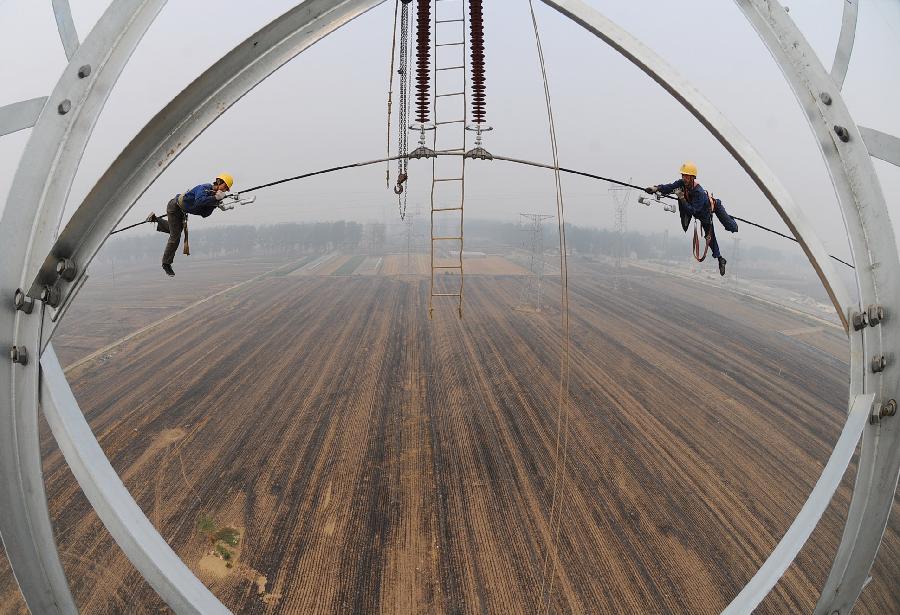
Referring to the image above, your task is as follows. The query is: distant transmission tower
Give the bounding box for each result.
[516,213,553,312]
[609,183,632,268]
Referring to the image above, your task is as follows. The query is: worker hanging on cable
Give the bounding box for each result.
[144,173,234,277]
[645,162,738,276]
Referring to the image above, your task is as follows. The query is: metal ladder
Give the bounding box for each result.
[429,0,467,319]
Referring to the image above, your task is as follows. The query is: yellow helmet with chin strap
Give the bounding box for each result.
[216,172,234,190]
[679,162,698,177]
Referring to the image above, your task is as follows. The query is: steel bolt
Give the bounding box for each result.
[820,92,832,106]
[13,288,34,314]
[40,285,60,308]
[77,64,91,79]
[56,258,77,281]
[851,310,868,331]
[57,99,71,115]
[867,304,884,326]
[834,125,850,142]
[9,346,28,366]
[871,355,886,373]
[881,399,897,418]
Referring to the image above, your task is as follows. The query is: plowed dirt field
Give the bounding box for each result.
[0,261,897,614]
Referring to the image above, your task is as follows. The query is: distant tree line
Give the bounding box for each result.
[97,217,791,266]
[98,221,383,264]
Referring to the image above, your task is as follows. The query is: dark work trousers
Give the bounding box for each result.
[681,198,738,260]
[155,197,185,264]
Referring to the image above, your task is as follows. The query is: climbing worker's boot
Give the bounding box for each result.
[162,263,175,277]
[718,256,727,277]
[145,212,157,223]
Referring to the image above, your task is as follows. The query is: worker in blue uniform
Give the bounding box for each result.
[145,173,234,276]
[645,162,738,276]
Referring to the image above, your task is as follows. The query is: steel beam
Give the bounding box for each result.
[51,0,80,61]
[859,126,900,167]
[0,97,48,137]
[732,2,900,613]
[39,346,229,614]
[538,0,851,333]
[0,1,165,612]
[830,0,857,90]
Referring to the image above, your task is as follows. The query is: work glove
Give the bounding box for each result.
[214,190,229,201]
[644,186,657,194]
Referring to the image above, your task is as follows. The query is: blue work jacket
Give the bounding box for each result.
[657,179,712,223]
[179,183,219,218]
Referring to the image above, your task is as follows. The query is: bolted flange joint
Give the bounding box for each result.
[833,125,850,142]
[56,258,77,281]
[40,285,61,308]
[871,399,897,425]
[13,288,34,314]
[882,399,897,418]
[851,310,868,331]
[9,345,28,366]
[866,304,884,326]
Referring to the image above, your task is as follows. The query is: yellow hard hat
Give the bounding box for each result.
[679,162,698,177]
[216,172,234,190]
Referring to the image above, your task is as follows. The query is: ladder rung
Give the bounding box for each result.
[433,206,463,212]
[436,65,464,71]
[434,265,462,269]
[436,18,464,23]
[436,91,465,98]
[434,177,463,182]
[436,120,465,125]
[432,293,462,297]
[433,236,463,241]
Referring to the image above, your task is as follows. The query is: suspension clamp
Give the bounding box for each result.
[464,146,492,160]
[409,146,436,159]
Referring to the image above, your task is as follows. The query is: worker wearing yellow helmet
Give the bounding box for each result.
[145,173,235,276]
[645,162,738,276]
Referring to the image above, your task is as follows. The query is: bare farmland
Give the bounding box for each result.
[0,260,897,614]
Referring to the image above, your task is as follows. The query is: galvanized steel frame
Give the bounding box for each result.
[0,1,896,614]
[731,2,900,613]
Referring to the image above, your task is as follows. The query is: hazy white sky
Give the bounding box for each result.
[1,0,898,266]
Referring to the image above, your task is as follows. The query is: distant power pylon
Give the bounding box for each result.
[516,213,553,312]
[609,183,632,268]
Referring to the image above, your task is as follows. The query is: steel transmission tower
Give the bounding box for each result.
[516,213,553,312]
[609,184,632,268]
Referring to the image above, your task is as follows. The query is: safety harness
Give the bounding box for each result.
[687,187,718,262]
